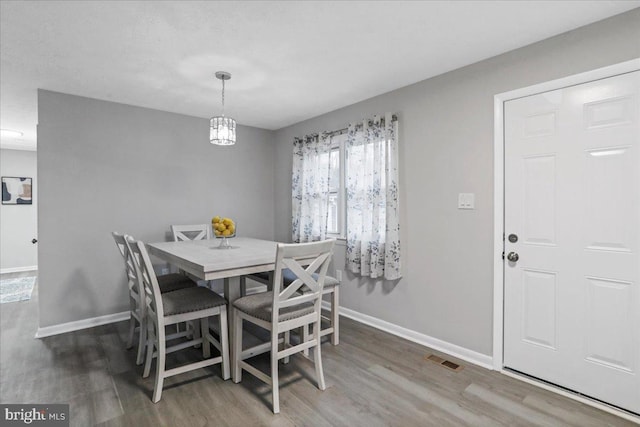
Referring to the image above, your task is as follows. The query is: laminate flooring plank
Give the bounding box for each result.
[95,408,167,427]
[329,335,474,413]
[95,326,138,376]
[281,356,435,427]
[522,393,637,427]
[464,383,576,427]
[278,385,350,427]
[368,364,497,427]
[67,386,124,427]
[322,356,449,426]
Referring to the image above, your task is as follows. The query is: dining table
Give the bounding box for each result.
[146,236,300,368]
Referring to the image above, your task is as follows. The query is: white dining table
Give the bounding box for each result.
[148,236,282,282]
[147,237,287,368]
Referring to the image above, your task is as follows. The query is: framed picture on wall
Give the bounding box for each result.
[1,176,33,205]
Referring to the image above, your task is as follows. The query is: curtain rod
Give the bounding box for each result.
[324,114,398,138]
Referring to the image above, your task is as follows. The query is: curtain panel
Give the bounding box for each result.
[291,133,332,243]
[345,113,401,280]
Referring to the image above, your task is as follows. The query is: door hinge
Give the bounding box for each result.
[502,251,505,260]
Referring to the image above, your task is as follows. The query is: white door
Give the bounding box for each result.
[503,70,640,414]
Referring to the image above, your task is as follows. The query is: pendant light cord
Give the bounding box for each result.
[221,78,225,118]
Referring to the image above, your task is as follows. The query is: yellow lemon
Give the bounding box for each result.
[228,224,235,234]
[214,230,221,236]
[223,218,232,226]
[217,223,226,231]
[212,216,221,224]
[222,229,231,236]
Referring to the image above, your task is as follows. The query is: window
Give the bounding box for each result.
[291,113,400,279]
[327,134,346,237]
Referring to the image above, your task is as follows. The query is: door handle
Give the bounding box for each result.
[507,252,519,262]
[32,239,38,244]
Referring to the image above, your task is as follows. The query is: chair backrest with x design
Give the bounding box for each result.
[271,240,335,324]
[112,232,140,296]
[125,236,163,335]
[171,224,211,242]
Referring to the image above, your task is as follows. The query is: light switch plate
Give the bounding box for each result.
[458,193,475,209]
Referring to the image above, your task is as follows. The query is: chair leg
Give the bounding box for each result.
[126,305,136,349]
[136,314,147,366]
[312,321,326,391]
[192,319,201,348]
[271,330,280,414]
[331,287,339,346]
[201,316,210,358]
[240,276,247,297]
[263,271,274,292]
[143,323,154,378]
[283,330,290,364]
[219,307,230,380]
[152,328,166,403]
[303,324,310,358]
[232,309,243,383]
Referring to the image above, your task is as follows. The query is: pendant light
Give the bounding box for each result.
[210,71,236,146]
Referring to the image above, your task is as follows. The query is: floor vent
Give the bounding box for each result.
[425,354,464,372]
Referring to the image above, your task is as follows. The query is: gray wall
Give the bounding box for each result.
[38,90,275,328]
[273,10,640,356]
[0,149,38,270]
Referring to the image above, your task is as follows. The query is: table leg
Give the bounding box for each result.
[224,276,242,379]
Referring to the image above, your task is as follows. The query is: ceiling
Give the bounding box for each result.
[1,1,639,150]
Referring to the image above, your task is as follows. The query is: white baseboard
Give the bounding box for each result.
[1,265,38,274]
[35,311,130,339]
[329,302,494,370]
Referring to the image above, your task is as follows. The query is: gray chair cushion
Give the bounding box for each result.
[162,286,226,316]
[157,273,197,293]
[233,291,314,322]
[248,270,339,288]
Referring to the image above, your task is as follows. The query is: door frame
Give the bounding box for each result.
[492,58,640,370]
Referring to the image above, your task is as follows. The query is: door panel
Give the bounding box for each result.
[523,155,557,246]
[522,269,557,349]
[504,70,640,414]
[585,146,634,252]
[585,277,634,372]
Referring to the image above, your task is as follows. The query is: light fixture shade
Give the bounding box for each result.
[210,116,236,145]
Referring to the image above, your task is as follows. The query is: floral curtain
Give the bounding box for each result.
[346,113,401,280]
[292,132,332,242]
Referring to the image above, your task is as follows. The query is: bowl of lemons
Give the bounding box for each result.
[212,216,236,249]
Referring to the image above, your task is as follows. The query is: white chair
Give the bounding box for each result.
[170,224,210,242]
[112,232,196,365]
[126,236,230,403]
[232,239,335,413]
[246,269,340,348]
[170,224,211,284]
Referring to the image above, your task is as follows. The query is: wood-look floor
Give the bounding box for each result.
[0,272,635,427]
